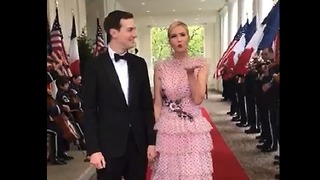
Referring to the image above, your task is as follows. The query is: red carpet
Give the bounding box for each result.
[146,107,249,180]
[201,107,249,180]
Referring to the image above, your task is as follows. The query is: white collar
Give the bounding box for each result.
[108,46,127,62]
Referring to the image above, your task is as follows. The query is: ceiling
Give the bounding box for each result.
[116,0,227,26]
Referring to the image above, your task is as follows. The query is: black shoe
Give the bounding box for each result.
[256,144,267,149]
[236,122,250,127]
[274,155,280,160]
[84,156,90,162]
[261,146,278,152]
[231,117,241,122]
[227,111,235,115]
[255,135,262,139]
[231,112,237,117]
[245,128,260,134]
[273,160,279,165]
[60,153,74,161]
[258,139,266,143]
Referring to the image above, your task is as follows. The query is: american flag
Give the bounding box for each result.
[50,7,72,77]
[214,24,246,78]
[92,17,106,57]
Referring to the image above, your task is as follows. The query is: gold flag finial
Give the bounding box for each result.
[71,9,74,15]
[96,11,99,18]
[55,0,58,7]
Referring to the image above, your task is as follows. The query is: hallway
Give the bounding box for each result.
[47,91,279,180]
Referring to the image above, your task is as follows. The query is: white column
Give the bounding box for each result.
[245,0,253,22]
[238,0,245,26]
[257,0,274,24]
[219,6,228,54]
[85,0,109,40]
[253,0,258,17]
[77,0,87,35]
[223,10,229,52]
[238,0,254,25]
[227,0,238,43]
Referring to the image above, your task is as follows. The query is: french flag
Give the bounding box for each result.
[225,16,257,69]
[233,1,279,75]
[68,15,80,76]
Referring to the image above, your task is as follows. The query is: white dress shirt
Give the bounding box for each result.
[108,46,129,105]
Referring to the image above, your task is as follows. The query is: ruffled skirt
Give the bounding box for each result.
[151,110,213,180]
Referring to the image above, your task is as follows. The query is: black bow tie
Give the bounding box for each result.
[114,53,128,62]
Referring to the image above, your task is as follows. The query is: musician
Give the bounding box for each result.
[55,75,87,152]
[221,66,230,102]
[47,73,75,163]
[69,74,83,100]
[235,74,248,127]
[223,66,238,118]
[256,47,279,152]
[68,73,87,154]
[55,75,82,116]
[244,58,260,134]
[47,96,74,164]
[47,56,63,83]
[230,74,241,121]
[274,72,280,180]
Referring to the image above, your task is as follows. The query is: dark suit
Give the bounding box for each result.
[82,49,156,180]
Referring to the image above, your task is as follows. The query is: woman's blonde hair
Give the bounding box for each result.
[167,21,189,39]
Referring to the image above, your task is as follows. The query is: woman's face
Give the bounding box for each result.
[169,25,189,53]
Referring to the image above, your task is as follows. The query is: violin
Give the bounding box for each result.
[47,93,80,142]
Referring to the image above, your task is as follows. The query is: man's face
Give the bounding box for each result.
[261,48,274,61]
[73,76,82,85]
[111,18,137,50]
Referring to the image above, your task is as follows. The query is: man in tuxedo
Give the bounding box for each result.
[82,10,157,180]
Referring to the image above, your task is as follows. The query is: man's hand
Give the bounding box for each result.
[51,51,66,65]
[262,83,271,92]
[147,145,157,162]
[90,152,106,169]
[62,105,71,112]
[273,73,280,83]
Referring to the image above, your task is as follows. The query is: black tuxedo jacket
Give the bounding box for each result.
[82,49,156,158]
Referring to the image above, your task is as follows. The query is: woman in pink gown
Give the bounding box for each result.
[151,21,213,180]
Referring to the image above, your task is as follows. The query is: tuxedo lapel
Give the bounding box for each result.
[101,50,127,107]
[127,54,136,107]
